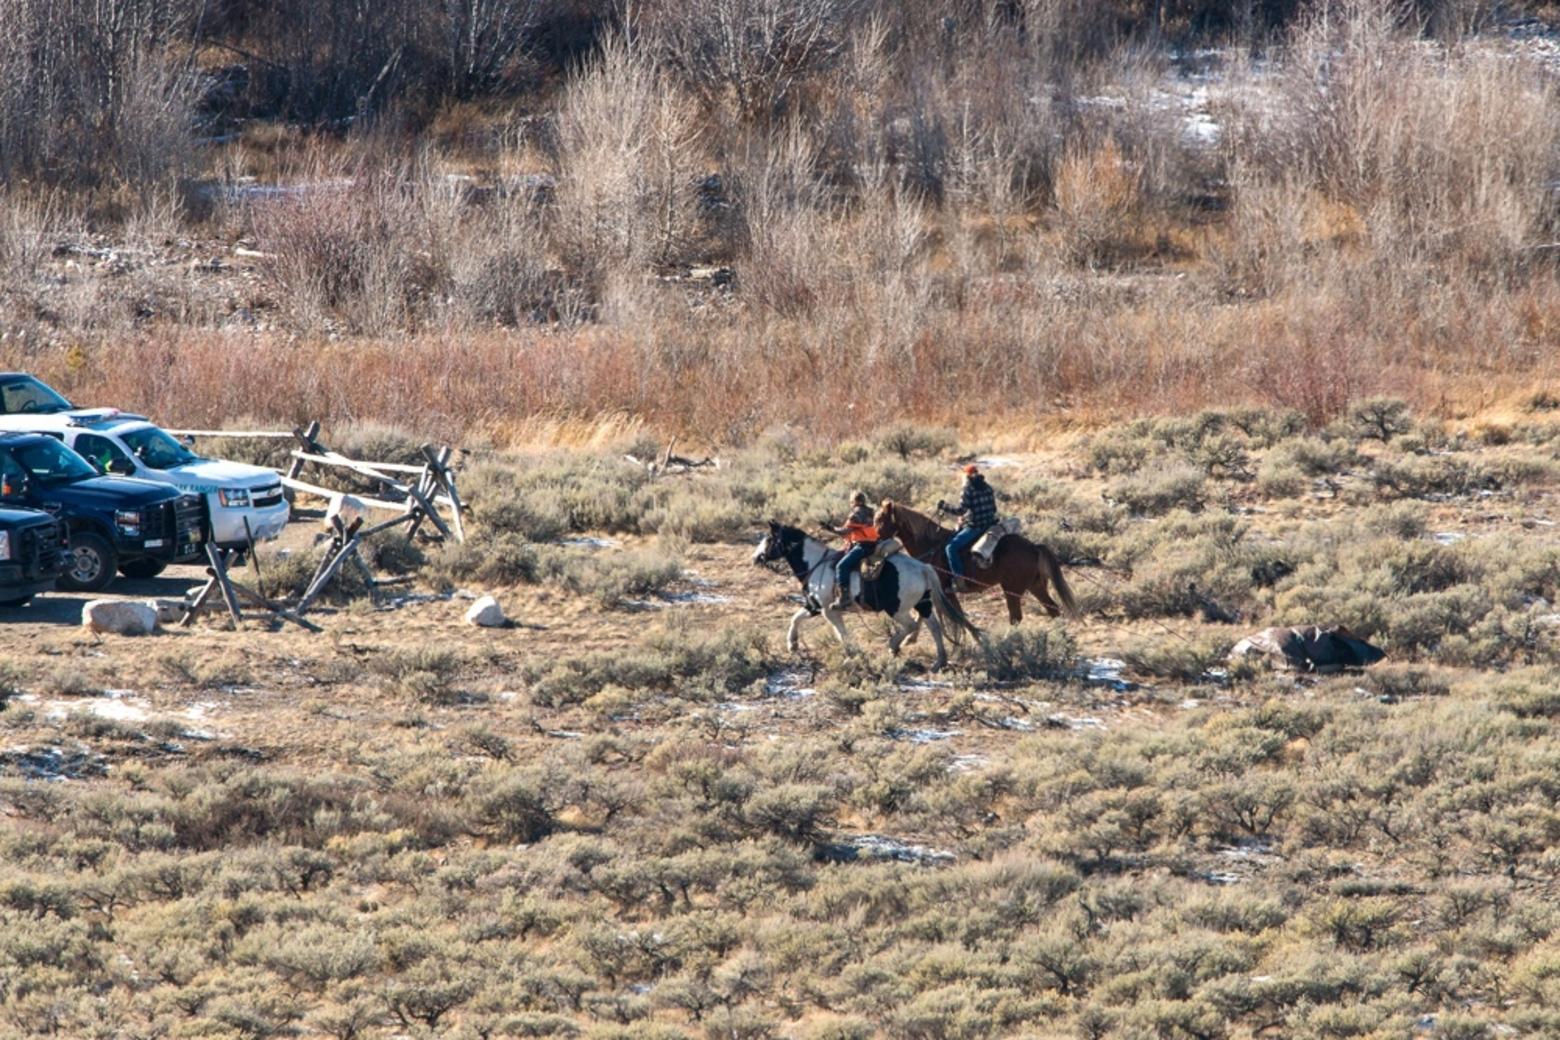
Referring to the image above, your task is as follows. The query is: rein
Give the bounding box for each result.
[780,530,834,588]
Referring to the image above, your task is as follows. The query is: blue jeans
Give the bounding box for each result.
[836,543,873,599]
[946,526,982,579]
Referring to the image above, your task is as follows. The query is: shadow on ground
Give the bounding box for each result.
[0,568,207,627]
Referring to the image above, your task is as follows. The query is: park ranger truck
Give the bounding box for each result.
[0,375,288,571]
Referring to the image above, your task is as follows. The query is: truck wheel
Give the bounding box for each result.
[59,532,118,592]
[0,595,32,607]
[119,558,168,580]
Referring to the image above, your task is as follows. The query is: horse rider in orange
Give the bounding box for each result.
[829,490,878,610]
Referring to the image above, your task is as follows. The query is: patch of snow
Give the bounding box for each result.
[974,456,1020,469]
[559,536,622,550]
[766,668,817,699]
[384,592,449,609]
[716,701,758,713]
[1215,837,1280,860]
[625,590,733,609]
[1085,658,1138,692]
[1050,714,1106,731]
[1432,531,1466,545]
[949,753,989,773]
[818,834,957,866]
[669,590,733,605]
[41,689,152,724]
[899,678,955,693]
[889,727,962,744]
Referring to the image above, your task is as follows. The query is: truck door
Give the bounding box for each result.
[74,434,136,477]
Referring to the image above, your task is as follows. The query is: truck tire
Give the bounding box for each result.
[59,531,118,592]
[119,558,168,580]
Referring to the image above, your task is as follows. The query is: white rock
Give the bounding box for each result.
[152,599,187,624]
[465,595,506,628]
[82,600,160,636]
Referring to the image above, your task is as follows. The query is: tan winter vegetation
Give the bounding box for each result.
[4,0,1560,1034]
[2,402,1560,1038]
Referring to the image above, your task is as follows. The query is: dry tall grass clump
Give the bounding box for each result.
[1240,0,1560,275]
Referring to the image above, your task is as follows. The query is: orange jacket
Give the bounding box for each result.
[843,505,878,544]
[844,520,879,544]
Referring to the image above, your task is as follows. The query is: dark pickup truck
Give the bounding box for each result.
[0,432,203,592]
[0,506,66,606]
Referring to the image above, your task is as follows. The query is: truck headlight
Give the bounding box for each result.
[114,509,142,535]
[218,488,250,508]
[0,531,10,561]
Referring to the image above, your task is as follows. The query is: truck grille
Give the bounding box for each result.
[142,502,172,541]
[140,498,203,548]
[175,494,205,545]
[18,520,63,579]
[252,483,284,509]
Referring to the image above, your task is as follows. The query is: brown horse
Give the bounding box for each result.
[874,500,1078,625]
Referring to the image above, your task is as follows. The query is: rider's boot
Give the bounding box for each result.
[832,575,853,611]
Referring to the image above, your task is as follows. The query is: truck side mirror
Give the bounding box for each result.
[107,457,135,476]
[0,473,30,498]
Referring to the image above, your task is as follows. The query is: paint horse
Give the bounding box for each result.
[753,520,980,670]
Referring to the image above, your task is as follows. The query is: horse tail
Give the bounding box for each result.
[926,564,982,646]
[1037,543,1079,620]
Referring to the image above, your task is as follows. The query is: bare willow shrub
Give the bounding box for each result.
[1053,138,1145,267]
[254,156,463,334]
[438,0,547,98]
[448,201,550,326]
[0,193,61,288]
[1251,0,1559,271]
[645,0,863,121]
[733,125,843,317]
[550,40,704,294]
[0,0,201,189]
[1211,161,1320,297]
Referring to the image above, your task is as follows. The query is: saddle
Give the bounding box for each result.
[862,538,903,582]
[970,518,1022,567]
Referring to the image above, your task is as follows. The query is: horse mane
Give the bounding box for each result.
[879,500,949,546]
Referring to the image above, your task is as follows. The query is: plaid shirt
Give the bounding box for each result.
[949,477,997,530]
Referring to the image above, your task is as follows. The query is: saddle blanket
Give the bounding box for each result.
[971,517,1022,566]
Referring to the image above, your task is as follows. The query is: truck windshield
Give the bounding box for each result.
[0,376,74,415]
[122,427,200,469]
[12,439,99,485]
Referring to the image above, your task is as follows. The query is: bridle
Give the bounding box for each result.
[762,526,833,589]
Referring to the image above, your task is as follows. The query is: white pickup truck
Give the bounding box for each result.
[0,400,289,565]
